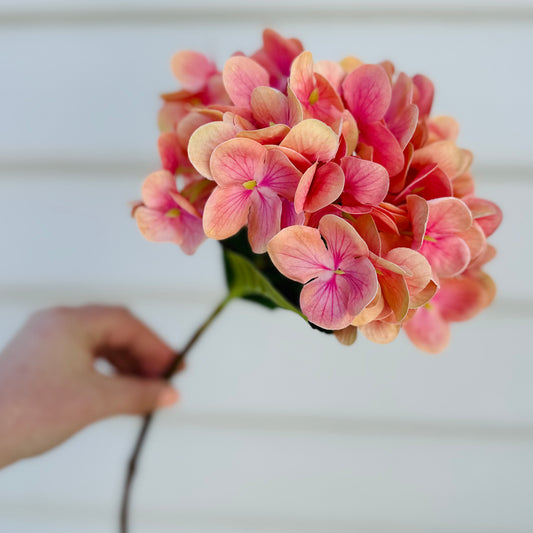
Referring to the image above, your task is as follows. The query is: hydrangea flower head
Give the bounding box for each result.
[133,29,502,353]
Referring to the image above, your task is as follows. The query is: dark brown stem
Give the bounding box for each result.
[119,295,232,533]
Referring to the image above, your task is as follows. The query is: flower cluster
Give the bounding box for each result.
[134,29,502,353]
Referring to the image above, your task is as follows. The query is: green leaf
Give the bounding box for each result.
[223,248,305,319]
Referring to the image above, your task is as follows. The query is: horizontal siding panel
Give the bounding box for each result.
[0,416,532,532]
[1,299,532,424]
[0,171,522,298]
[0,22,531,166]
[1,0,533,16]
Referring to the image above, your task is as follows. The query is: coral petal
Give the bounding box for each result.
[223,56,270,107]
[280,119,338,162]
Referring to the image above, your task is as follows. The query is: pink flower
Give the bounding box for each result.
[133,170,206,255]
[267,214,378,330]
[203,138,302,253]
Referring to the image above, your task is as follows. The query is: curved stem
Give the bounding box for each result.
[119,295,232,533]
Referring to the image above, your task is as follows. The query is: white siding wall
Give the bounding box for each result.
[0,1,532,532]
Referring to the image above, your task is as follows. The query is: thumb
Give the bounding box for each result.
[96,375,179,417]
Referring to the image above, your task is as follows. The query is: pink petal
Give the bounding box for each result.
[436,276,487,322]
[170,51,217,93]
[427,197,472,234]
[305,72,344,125]
[385,247,433,298]
[296,162,344,213]
[360,122,405,176]
[141,170,176,209]
[404,305,449,353]
[157,133,183,175]
[459,222,487,264]
[412,74,434,118]
[247,188,282,253]
[280,119,339,162]
[251,86,289,127]
[267,225,333,283]
[352,213,381,255]
[407,195,429,250]
[341,110,359,156]
[319,214,369,266]
[223,56,270,107]
[210,137,265,186]
[269,145,312,172]
[188,121,237,179]
[202,185,251,240]
[262,28,304,76]
[314,60,346,94]
[393,164,452,204]
[258,148,302,198]
[385,73,418,149]
[463,197,503,237]
[341,156,389,207]
[342,64,391,123]
[174,211,207,255]
[280,197,305,229]
[176,111,214,149]
[420,234,471,278]
[294,163,318,213]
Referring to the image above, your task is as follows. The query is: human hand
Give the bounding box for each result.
[0,305,179,468]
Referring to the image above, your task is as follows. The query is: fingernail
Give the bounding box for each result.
[156,387,179,408]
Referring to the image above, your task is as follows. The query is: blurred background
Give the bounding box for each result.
[0,1,532,532]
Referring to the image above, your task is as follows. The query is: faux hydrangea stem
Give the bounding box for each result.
[120,294,233,533]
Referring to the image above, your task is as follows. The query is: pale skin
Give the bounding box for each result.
[0,305,179,469]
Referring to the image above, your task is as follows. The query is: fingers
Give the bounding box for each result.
[72,305,176,378]
[95,374,179,417]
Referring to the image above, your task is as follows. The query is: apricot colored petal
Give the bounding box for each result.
[158,102,189,133]
[352,214,381,255]
[334,325,358,346]
[360,122,404,176]
[202,185,251,240]
[342,64,391,123]
[341,156,389,207]
[463,197,503,237]
[299,162,344,213]
[223,56,270,107]
[428,115,460,142]
[248,189,282,253]
[340,56,364,73]
[411,140,472,179]
[420,235,471,278]
[210,137,265,186]
[394,164,452,204]
[437,277,486,322]
[135,206,179,242]
[251,86,289,127]
[287,85,304,126]
[386,247,432,297]
[237,124,290,145]
[188,121,237,179]
[289,51,315,104]
[409,280,438,308]
[407,194,429,250]
[352,287,385,326]
[170,51,216,93]
[404,306,449,354]
[427,197,472,234]
[141,170,176,208]
[267,225,333,283]
[280,119,339,162]
[341,110,359,156]
[412,74,434,118]
[319,214,369,264]
[377,267,409,322]
[360,320,400,344]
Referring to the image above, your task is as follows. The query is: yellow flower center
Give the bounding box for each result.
[243,180,257,190]
[333,268,345,275]
[423,235,437,243]
[165,207,181,218]
[309,88,320,105]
